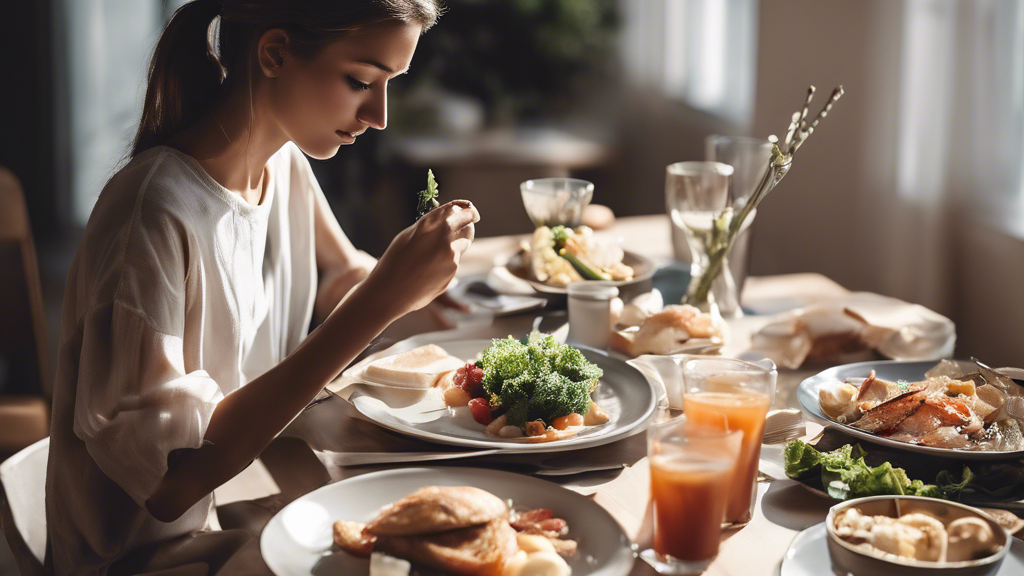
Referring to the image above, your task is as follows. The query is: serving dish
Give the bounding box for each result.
[798,360,1024,460]
[260,467,635,576]
[824,495,1011,575]
[340,336,657,453]
[503,249,656,300]
[781,523,1024,576]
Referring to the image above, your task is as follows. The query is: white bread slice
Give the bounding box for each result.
[361,345,464,389]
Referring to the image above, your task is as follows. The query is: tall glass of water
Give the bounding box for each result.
[705,135,774,299]
[664,161,745,316]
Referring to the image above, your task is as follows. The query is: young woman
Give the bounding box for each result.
[44,1,477,574]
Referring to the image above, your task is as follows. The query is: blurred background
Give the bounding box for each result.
[0,0,1022,567]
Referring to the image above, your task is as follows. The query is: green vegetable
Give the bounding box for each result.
[417,169,440,218]
[783,440,961,500]
[549,225,610,281]
[478,333,603,428]
[936,467,975,499]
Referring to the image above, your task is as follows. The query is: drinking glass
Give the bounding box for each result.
[665,161,747,317]
[682,357,776,526]
[642,411,743,575]
[705,135,774,299]
[520,178,594,228]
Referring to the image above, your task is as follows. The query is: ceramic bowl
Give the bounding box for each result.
[825,495,1010,576]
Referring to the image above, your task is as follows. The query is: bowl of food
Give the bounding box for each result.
[504,225,656,301]
[825,495,1010,575]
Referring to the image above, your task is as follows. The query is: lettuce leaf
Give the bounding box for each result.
[783,440,957,500]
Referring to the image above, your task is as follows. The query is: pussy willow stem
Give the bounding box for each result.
[685,85,841,309]
[687,159,781,305]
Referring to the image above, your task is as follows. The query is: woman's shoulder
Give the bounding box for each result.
[98,146,227,224]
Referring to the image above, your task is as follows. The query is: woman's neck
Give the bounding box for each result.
[165,88,285,206]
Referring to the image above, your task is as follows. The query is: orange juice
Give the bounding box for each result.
[684,390,770,523]
[650,452,734,561]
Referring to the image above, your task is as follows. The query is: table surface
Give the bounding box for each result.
[214,215,865,576]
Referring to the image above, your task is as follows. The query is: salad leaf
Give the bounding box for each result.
[416,169,440,218]
[783,440,958,500]
[936,467,975,500]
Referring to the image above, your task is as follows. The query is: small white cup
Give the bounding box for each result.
[566,282,619,351]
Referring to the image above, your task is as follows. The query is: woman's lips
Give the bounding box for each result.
[336,130,361,142]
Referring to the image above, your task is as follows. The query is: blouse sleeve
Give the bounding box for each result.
[70,191,223,508]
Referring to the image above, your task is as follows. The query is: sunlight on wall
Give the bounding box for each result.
[622,0,758,127]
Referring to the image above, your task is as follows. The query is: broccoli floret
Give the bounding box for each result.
[480,337,530,399]
[478,331,604,427]
[528,373,592,422]
[504,400,532,428]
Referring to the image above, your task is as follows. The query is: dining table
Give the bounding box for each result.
[210,214,882,576]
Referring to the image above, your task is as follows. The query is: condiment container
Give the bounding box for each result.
[567,282,619,351]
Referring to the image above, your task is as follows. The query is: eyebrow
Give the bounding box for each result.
[357,59,409,76]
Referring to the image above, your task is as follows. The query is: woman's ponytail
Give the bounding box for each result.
[132,0,226,155]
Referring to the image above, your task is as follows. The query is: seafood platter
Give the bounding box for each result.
[798,359,1024,459]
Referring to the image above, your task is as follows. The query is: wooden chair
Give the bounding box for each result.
[0,165,50,457]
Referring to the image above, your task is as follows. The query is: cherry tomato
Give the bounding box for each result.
[452,366,467,390]
[468,398,493,425]
[467,364,484,385]
[459,363,485,396]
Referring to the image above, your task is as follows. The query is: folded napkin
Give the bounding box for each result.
[749,292,956,369]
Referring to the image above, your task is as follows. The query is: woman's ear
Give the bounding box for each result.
[257,29,290,78]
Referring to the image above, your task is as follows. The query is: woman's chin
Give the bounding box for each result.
[294,141,343,160]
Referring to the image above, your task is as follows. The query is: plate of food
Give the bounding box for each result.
[339,332,657,452]
[607,289,725,358]
[798,359,1024,459]
[259,466,636,576]
[503,225,656,298]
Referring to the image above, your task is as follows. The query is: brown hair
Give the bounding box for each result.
[132,0,442,156]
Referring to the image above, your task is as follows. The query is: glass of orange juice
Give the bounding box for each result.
[682,357,776,526]
[641,411,743,574]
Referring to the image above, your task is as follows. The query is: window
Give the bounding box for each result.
[621,0,759,126]
[61,0,174,225]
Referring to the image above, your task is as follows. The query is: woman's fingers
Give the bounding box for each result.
[443,201,480,230]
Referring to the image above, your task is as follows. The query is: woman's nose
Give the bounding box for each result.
[356,89,387,130]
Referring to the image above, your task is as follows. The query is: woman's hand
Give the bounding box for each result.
[365,200,479,318]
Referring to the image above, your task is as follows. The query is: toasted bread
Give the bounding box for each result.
[332,520,375,557]
[362,344,464,389]
[367,486,509,536]
[375,519,518,576]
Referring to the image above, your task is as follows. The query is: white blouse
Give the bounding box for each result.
[45,143,320,574]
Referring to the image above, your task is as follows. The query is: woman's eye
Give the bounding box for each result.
[347,76,371,92]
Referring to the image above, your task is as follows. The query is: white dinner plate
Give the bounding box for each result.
[780,523,1024,576]
[798,360,1024,460]
[259,467,636,576]
[341,335,658,453]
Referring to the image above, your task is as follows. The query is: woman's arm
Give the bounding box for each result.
[145,201,479,522]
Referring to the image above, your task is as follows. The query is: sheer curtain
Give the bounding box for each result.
[879,0,1024,311]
